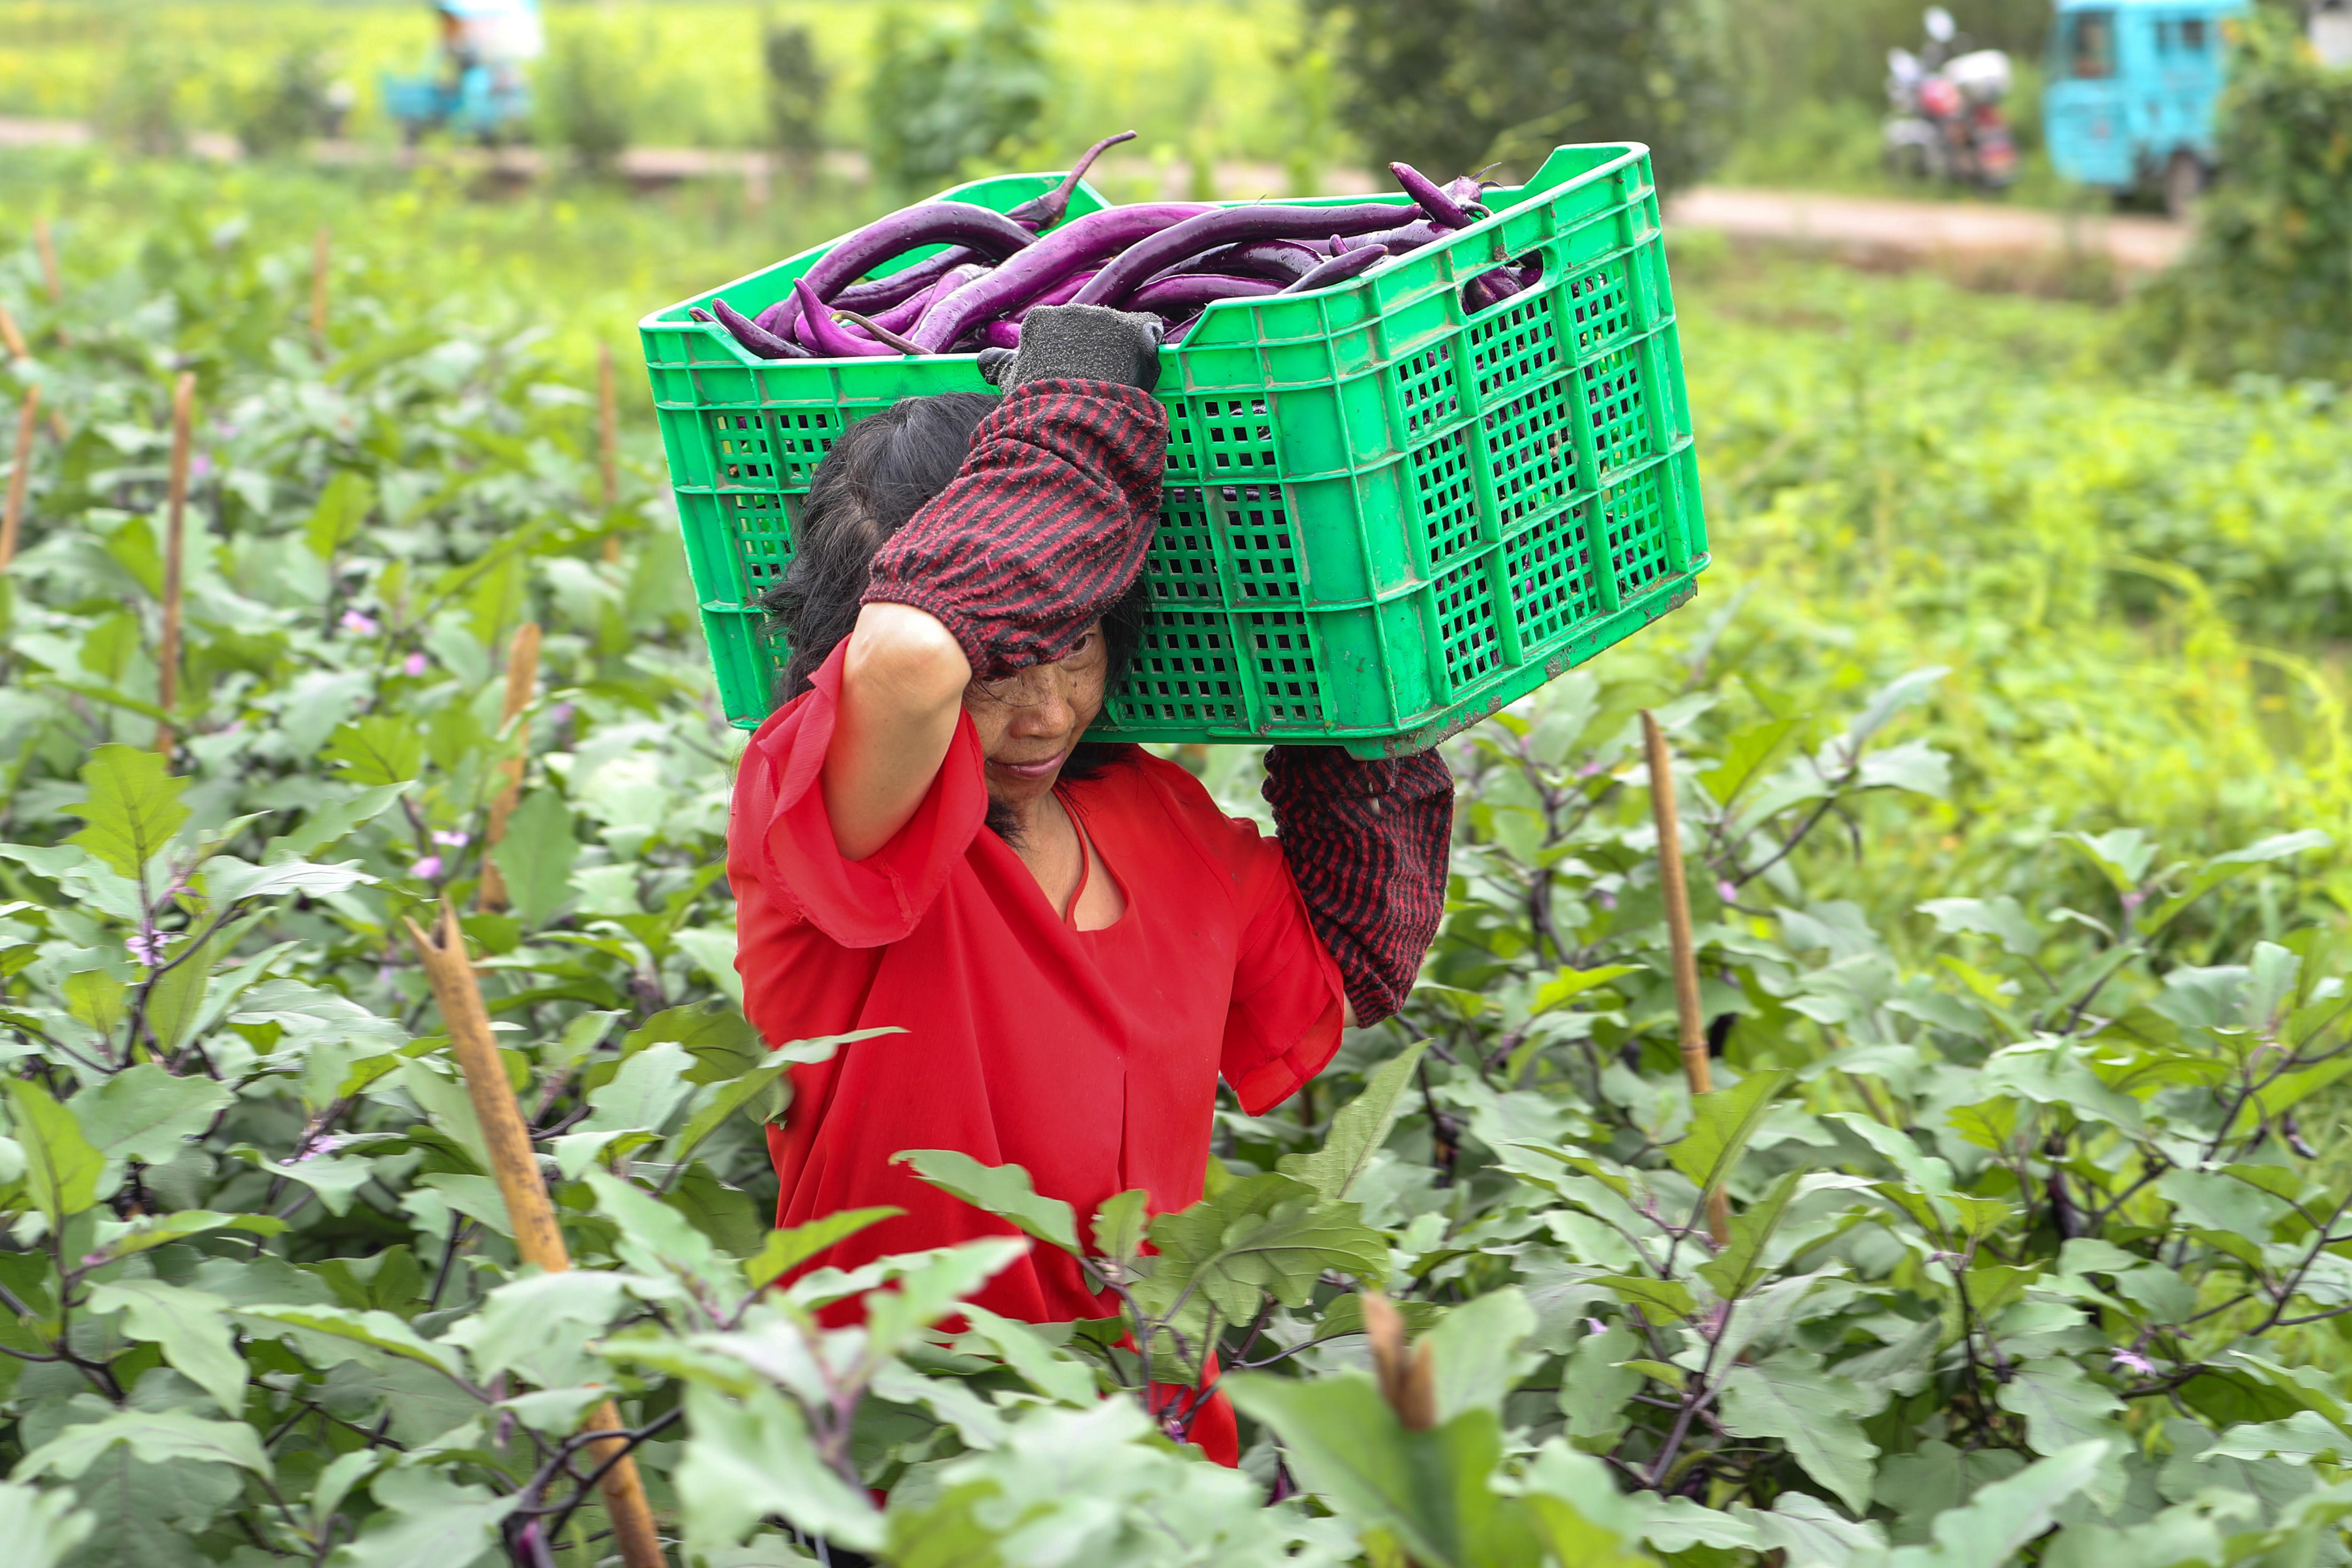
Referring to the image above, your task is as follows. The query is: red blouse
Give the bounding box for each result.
[727,642,1347,1323]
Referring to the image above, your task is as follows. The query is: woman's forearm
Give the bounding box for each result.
[821,603,971,860]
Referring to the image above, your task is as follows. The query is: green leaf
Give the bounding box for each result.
[1225,1373,1545,1568]
[1918,896,2043,957]
[140,932,218,1054]
[1594,1274,1697,1321]
[86,1279,247,1415]
[72,1062,232,1165]
[1995,1358,2125,1457]
[441,1270,629,1390]
[894,1149,1080,1253]
[1090,1186,1151,1273]
[743,1206,904,1291]
[1889,1443,2108,1568]
[2141,831,2331,935]
[334,1466,513,1568]
[1667,1069,1793,1198]
[1529,964,1646,1016]
[64,745,188,880]
[956,1301,1099,1405]
[493,789,579,928]
[0,1480,94,1568]
[1717,1351,1879,1512]
[237,1302,468,1382]
[1424,1286,1537,1422]
[6,1079,104,1226]
[675,1382,886,1556]
[1278,1039,1429,1201]
[16,1409,271,1480]
[668,1031,872,1168]
[304,469,374,559]
[321,715,424,788]
[1140,1172,1389,1329]
[1698,1168,1803,1300]
[582,1167,734,1290]
[84,1209,283,1264]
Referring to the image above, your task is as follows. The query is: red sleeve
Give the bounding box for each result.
[728,639,988,949]
[1214,815,1348,1116]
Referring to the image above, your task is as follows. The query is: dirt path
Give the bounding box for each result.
[1664,186,2188,274]
[5,116,2188,276]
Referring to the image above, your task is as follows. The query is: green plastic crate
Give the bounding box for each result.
[639,141,1707,757]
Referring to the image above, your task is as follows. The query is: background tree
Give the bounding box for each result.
[761,18,829,186]
[864,0,1052,191]
[1301,0,1735,190]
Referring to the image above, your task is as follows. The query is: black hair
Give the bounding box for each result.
[759,392,1149,835]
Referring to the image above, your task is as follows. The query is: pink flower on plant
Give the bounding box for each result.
[340,610,379,636]
[191,453,213,481]
[403,652,429,677]
[411,855,444,880]
[549,702,576,727]
[2111,1348,2155,1375]
[1717,879,1739,903]
[126,930,168,966]
[433,830,470,848]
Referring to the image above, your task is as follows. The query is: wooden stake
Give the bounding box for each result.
[597,344,620,563]
[0,384,38,574]
[404,902,668,1568]
[0,304,26,362]
[1642,709,1730,1247]
[33,218,62,302]
[155,373,196,756]
[310,227,331,356]
[476,622,542,911]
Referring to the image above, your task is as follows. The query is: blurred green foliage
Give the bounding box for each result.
[864,0,1053,190]
[2132,8,2352,383]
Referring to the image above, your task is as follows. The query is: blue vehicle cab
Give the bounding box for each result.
[381,0,541,145]
[2043,0,2247,213]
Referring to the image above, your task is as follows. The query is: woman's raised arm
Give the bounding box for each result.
[816,305,1171,861]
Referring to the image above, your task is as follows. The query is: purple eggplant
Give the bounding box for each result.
[755,203,1035,340]
[1069,201,1412,310]
[792,281,899,358]
[1004,129,1137,229]
[1282,244,1389,293]
[1128,273,1280,315]
[688,307,714,323]
[711,297,810,359]
[1009,269,1102,319]
[907,264,993,347]
[979,319,1023,351]
[862,277,950,336]
[1182,241,1322,284]
[1391,162,1478,229]
[1354,217,1448,253]
[1443,171,1500,211]
[907,202,1218,352]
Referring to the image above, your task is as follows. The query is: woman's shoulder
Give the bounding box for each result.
[1068,745,1279,881]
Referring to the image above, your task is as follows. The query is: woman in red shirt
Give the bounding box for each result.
[727,305,1453,1464]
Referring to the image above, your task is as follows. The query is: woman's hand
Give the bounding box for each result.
[821,603,971,860]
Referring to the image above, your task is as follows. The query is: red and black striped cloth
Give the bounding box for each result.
[861,374,1454,1027]
[1264,746,1453,1027]
[862,378,1168,682]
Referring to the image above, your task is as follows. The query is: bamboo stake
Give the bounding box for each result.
[32,218,61,302]
[476,622,542,911]
[310,227,331,357]
[1642,709,1730,1247]
[32,219,66,350]
[597,344,620,563]
[155,373,196,756]
[0,384,39,574]
[0,304,26,362]
[404,902,667,1568]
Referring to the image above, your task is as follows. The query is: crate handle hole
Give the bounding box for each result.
[1460,252,1546,317]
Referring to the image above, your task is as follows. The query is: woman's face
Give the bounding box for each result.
[962,621,1109,810]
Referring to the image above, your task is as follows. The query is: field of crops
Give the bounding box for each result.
[4,135,2352,1567]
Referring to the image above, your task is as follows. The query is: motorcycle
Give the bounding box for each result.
[1884,6,2020,191]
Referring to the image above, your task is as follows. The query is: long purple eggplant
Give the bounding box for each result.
[1128,273,1280,314]
[754,203,1035,340]
[906,264,992,346]
[1443,172,1500,210]
[1181,240,1322,283]
[1391,162,1478,229]
[1353,217,1448,253]
[1281,244,1389,293]
[979,319,1022,351]
[833,308,927,354]
[907,202,1218,352]
[792,281,899,358]
[796,131,1136,330]
[1068,201,1412,310]
[711,297,810,359]
[1009,269,1102,319]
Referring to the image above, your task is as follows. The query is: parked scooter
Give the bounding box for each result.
[1885,7,2020,191]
